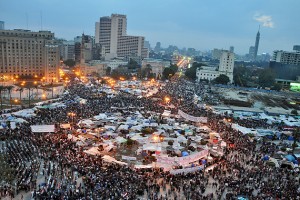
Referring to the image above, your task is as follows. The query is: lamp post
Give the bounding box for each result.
[34,81,38,100]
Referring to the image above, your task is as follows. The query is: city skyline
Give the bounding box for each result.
[0,0,299,54]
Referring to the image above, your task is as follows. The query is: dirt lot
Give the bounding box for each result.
[215,86,300,111]
[251,93,300,110]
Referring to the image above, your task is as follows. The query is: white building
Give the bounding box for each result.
[95,14,148,60]
[89,59,128,71]
[142,58,170,78]
[273,50,300,65]
[197,51,234,83]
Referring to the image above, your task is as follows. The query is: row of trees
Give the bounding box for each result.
[162,64,178,79]
[182,62,282,90]
[185,62,206,80]
[0,85,15,110]
[234,66,282,90]
[107,62,180,80]
[0,82,56,110]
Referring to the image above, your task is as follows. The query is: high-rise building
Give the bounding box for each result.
[219,51,234,75]
[74,42,81,64]
[229,46,234,53]
[212,48,223,60]
[154,42,161,52]
[80,34,93,64]
[59,40,75,61]
[254,28,260,60]
[0,29,59,82]
[248,46,255,60]
[74,34,104,64]
[0,21,4,30]
[95,14,148,60]
[144,40,151,50]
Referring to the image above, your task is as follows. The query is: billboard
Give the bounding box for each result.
[290,83,300,92]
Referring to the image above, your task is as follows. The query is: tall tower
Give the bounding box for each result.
[254,26,260,60]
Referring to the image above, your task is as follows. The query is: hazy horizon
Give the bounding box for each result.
[1,0,299,55]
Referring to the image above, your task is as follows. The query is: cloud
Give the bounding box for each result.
[253,14,274,28]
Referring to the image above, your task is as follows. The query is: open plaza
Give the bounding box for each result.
[0,77,300,200]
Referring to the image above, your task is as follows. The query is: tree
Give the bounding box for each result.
[16,87,24,103]
[291,109,298,115]
[111,67,130,80]
[106,67,112,75]
[185,62,205,80]
[142,64,152,78]
[0,86,6,110]
[233,66,250,86]
[214,74,230,85]
[170,64,178,73]
[63,59,76,67]
[148,73,156,79]
[6,86,14,109]
[258,68,275,88]
[127,58,139,69]
[162,67,175,79]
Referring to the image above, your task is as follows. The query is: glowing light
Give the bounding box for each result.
[68,112,76,117]
[164,96,171,103]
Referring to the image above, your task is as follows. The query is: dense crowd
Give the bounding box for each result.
[0,78,299,200]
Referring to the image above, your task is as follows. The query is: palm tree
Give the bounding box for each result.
[17,87,24,102]
[0,85,5,110]
[6,85,14,109]
[34,85,39,100]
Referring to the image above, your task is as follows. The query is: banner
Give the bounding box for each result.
[60,124,71,129]
[31,125,55,133]
[178,110,207,123]
[170,166,203,175]
[122,155,137,161]
[156,149,208,166]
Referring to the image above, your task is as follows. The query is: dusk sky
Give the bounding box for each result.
[1,0,299,54]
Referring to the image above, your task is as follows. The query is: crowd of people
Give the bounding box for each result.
[0,77,299,199]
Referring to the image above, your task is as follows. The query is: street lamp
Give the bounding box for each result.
[164,96,171,104]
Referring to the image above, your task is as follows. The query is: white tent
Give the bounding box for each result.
[130,125,143,131]
[177,135,188,143]
[78,119,95,128]
[102,155,127,165]
[104,125,116,131]
[118,125,129,130]
[93,113,107,120]
[115,136,127,144]
[143,143,162,151]
[162,110,171,117]
[13,109,36,118]
[84,147,101,155]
